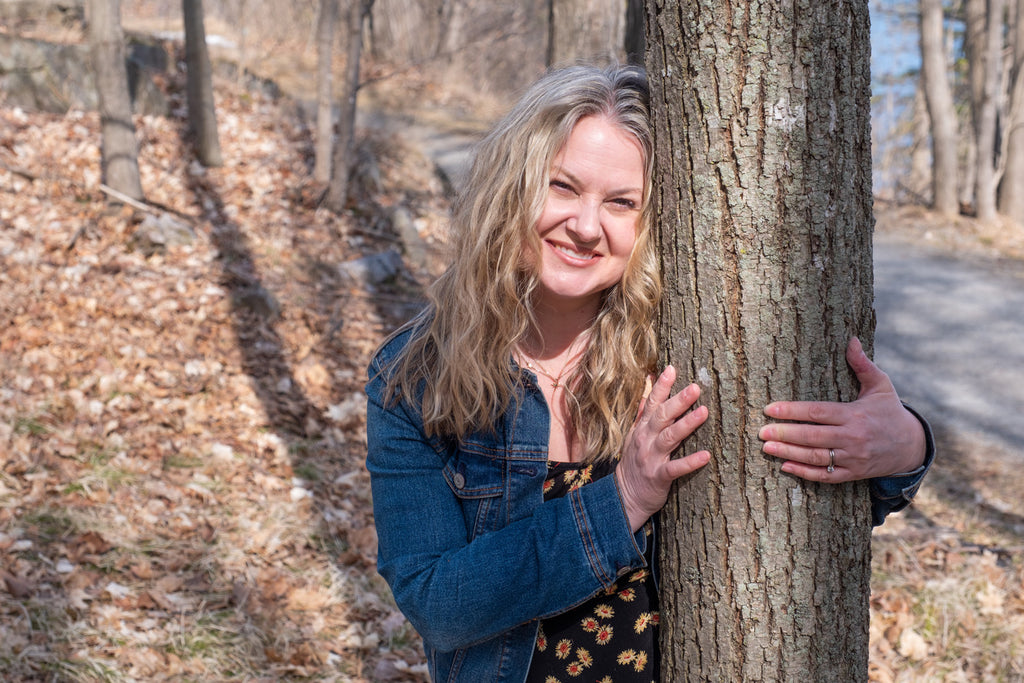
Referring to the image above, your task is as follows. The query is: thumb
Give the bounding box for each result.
[846,336,892,398]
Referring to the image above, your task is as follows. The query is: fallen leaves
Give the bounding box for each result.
[1,43,441,680]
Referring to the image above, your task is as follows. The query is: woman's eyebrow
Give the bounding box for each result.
[553,168,642,196]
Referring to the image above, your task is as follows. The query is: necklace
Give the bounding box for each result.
[519,346,587,389]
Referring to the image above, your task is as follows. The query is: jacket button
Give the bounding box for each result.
[452,473,466,489]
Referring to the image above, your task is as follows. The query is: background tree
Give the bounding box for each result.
[324,0,371,212]
[314,0,339,184]
[920,0,960,217]
[546,0,623,66]
[646,0,876,679]
[86,0,144,201]
[184,0,223,167]
[999,0,1024,221]
[965,0,1004,221]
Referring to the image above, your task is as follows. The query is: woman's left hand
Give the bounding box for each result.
[757,337,927,483]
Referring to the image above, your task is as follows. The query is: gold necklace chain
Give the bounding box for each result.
[519,346,587,389]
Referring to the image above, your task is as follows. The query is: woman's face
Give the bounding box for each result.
[532,115,645,315]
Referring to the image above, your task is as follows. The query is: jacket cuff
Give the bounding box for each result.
[869,402,936,525]
[571,473,648,589]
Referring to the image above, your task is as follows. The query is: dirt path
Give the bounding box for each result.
[874,238,1024,455]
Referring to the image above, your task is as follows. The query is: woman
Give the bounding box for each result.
[366,64,932,682]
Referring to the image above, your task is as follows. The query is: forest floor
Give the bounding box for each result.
[3,27,1024,683]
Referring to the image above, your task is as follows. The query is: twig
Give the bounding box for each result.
[99,183,162,216]
[0,161,39,182]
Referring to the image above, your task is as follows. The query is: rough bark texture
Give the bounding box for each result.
[184,0,223,167]
[324,0,369,212]
[920,0,959,217]
[646,1,875,679]
[314,0,339,184]
[86,0,143,201]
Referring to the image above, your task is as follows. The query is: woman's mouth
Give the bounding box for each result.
[550,242,597,261]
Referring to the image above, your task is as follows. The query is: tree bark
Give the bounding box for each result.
[184,0,223,167]
[999,0,1024,222]
[646,1,874,679]
[314,0,339,184]
[324,0,370,212]
[920,0,960,217]
[86,0,144,201]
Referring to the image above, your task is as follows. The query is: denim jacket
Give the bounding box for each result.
[365,329,934,683]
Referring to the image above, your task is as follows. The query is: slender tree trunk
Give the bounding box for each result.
[971,0,1004,221]
[314,0,339,184]
[184,0,223,167]
[999,0,1024,222]
[547,0,623,67]
[625,0,645,65]
[86,0,144,201]
[646,0,874,679]
[920,0,960,217]
[910,83,933,203]
[324,0,370,212]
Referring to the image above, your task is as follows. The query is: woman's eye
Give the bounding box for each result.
[550,180,573,192]
[611,198,637,210]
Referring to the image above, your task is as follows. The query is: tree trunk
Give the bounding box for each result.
[969,0,1004,222]
[314,0,339,184]
[547,0,623,67]
[86,0,144,201]
[999,0,1024,222]
[646,1,874,679]
[920,0,960,217]
[625,0,645,65]
[324,0,370,212]
[910,82,933,203]
[184,0,223,167]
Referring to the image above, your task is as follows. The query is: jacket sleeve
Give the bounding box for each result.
[868,403,936,526]
[365,363,647,654]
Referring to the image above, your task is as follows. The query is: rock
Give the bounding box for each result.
[337,248,404,287]
[129,214,195,256]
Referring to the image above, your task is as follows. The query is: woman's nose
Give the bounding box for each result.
[567,199,601,242]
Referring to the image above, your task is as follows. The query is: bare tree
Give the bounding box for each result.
[324,0,371,212]
[999,0,1024,222]
[920,0,960,217]
[184,0,223,167]
[965,0,1004,221]
[647,0,875,679]
[314,0,339,184]
[547,0,623,67]
[86,0,144,201]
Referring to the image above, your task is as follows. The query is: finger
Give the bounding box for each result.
[645,365,677,408]
[662,450,711,481]
[761,439,834,468]
[779,458,842,483]
[762,400,845,426]
[758,421,837,447]
[657,404,708,451]
[846,336,893,398]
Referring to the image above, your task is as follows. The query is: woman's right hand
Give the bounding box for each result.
[615,366,711,532]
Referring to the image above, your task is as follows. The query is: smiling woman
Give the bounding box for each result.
[364,63,933,683]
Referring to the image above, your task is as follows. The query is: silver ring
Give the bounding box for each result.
[827,449,836,473]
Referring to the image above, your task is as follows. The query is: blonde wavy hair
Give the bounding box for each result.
[381,64,660,463]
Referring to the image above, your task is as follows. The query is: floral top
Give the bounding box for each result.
[525,460,659,683]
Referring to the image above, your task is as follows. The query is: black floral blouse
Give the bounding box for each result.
[525,459,659,683]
